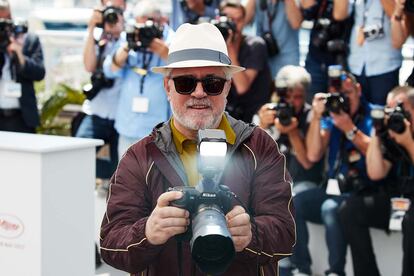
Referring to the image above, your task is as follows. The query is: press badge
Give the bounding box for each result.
[389,197,411,231]
[4,81,22,98]
[326,179,341,196]
[132,97,149,113]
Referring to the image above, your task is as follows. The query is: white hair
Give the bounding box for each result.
[133,0,162,18]
[275,65,311,90]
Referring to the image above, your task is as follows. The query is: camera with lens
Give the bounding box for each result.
[126,20,163,51]
[169,129,236,275]
[82,70,114,100]
[363,24,384,41]
[96,6,123,28]
[261,31,279,57]
[0,18,28,52]
[312,18,344,52]
[324,93,350,115]
[337,167,366,193]
[210,16,236,41]
[371,102,411,135]
[268,79,295,126]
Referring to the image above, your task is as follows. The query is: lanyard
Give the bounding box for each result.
[138,51,153,95]
[361,0,385,27]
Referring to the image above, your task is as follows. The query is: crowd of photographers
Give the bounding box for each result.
[1,0,414,275]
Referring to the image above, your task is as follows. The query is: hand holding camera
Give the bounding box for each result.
[388,119,413,148]
[311,93,327,119]
[330,111,355,134]
[258,104,277,129]
[145,190,190,245]
[225,205,251,252]
[274,116,299,135]
[126,20,163,51]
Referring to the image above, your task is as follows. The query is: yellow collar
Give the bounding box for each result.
[171,115,236,154]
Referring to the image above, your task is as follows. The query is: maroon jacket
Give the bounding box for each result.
[100,115,295,275]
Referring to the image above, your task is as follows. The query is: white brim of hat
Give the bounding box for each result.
[152,59,245,75]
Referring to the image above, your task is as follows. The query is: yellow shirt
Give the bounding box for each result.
[170,115,236,187]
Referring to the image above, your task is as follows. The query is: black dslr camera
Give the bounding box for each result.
[126,20,163,51]
[371,102,411,135]
[0,18,28,52]
[338,165,365,193]
[96,6,123,28]
[169,129,235,275]
[324,93,350,114]
[268,79,295,126]
[210,16,236,41]
[312,18,344,51]
[324,65,350,115]
[82,70,114,100]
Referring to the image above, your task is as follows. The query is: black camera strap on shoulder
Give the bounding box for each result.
[361,0,385,28]
[265,0,279,31]
[138,51,153,95]
[96,38,108,71]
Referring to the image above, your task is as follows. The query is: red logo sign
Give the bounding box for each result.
[0,214,24,239]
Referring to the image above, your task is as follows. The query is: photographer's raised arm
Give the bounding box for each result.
[366,135,392,180]
[306,94,330,162]
[149,38,169,62]
[391,0,408,49]
[285,0,303,30]
[83,9,102,72]
[380,0,397,18]
[333,0,349,21]
[111,42,129,71]
[287,125,314,169]
[227,41,258,95]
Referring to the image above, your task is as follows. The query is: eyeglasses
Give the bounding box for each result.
[171,75,227,96]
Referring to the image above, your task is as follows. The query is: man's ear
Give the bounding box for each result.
[164,77,171,100]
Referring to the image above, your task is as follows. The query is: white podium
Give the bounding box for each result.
[0,131,103,276]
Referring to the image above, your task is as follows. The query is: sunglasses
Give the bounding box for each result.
[171,75,227,96]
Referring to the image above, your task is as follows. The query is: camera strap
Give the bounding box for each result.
[265,0,279,31]
[138,51,153,95]
[361,0,385,28]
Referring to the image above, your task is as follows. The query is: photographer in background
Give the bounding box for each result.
[348,0,401,105]
[255,65,323,195]
[300,0,350,103]
[340,87,414,276]
[103,0,173,157]
[252,0,303,77]
[221,0,272,123]
[76,0,125,181]
[292,71,372,276]
[170,0,221,31]
[255,65,323,275]
[0,0,45,133]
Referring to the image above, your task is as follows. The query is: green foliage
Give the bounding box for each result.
[37,83,85,135]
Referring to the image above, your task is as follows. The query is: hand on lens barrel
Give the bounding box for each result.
[145,191,190,245]
[312,93,327,118]
[330,111,354,133]
[274,117,299,134]
[225,205,252,252]
[7,36,23,56]
[258,104,277,128]
[388,119,413,147]
[89,8,103,28]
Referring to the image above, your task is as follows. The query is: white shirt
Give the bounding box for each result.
[0,54,20,109]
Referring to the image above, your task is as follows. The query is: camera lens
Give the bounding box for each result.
[191,205,235,274]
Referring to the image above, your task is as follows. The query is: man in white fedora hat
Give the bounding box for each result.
[100,22,295,276]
